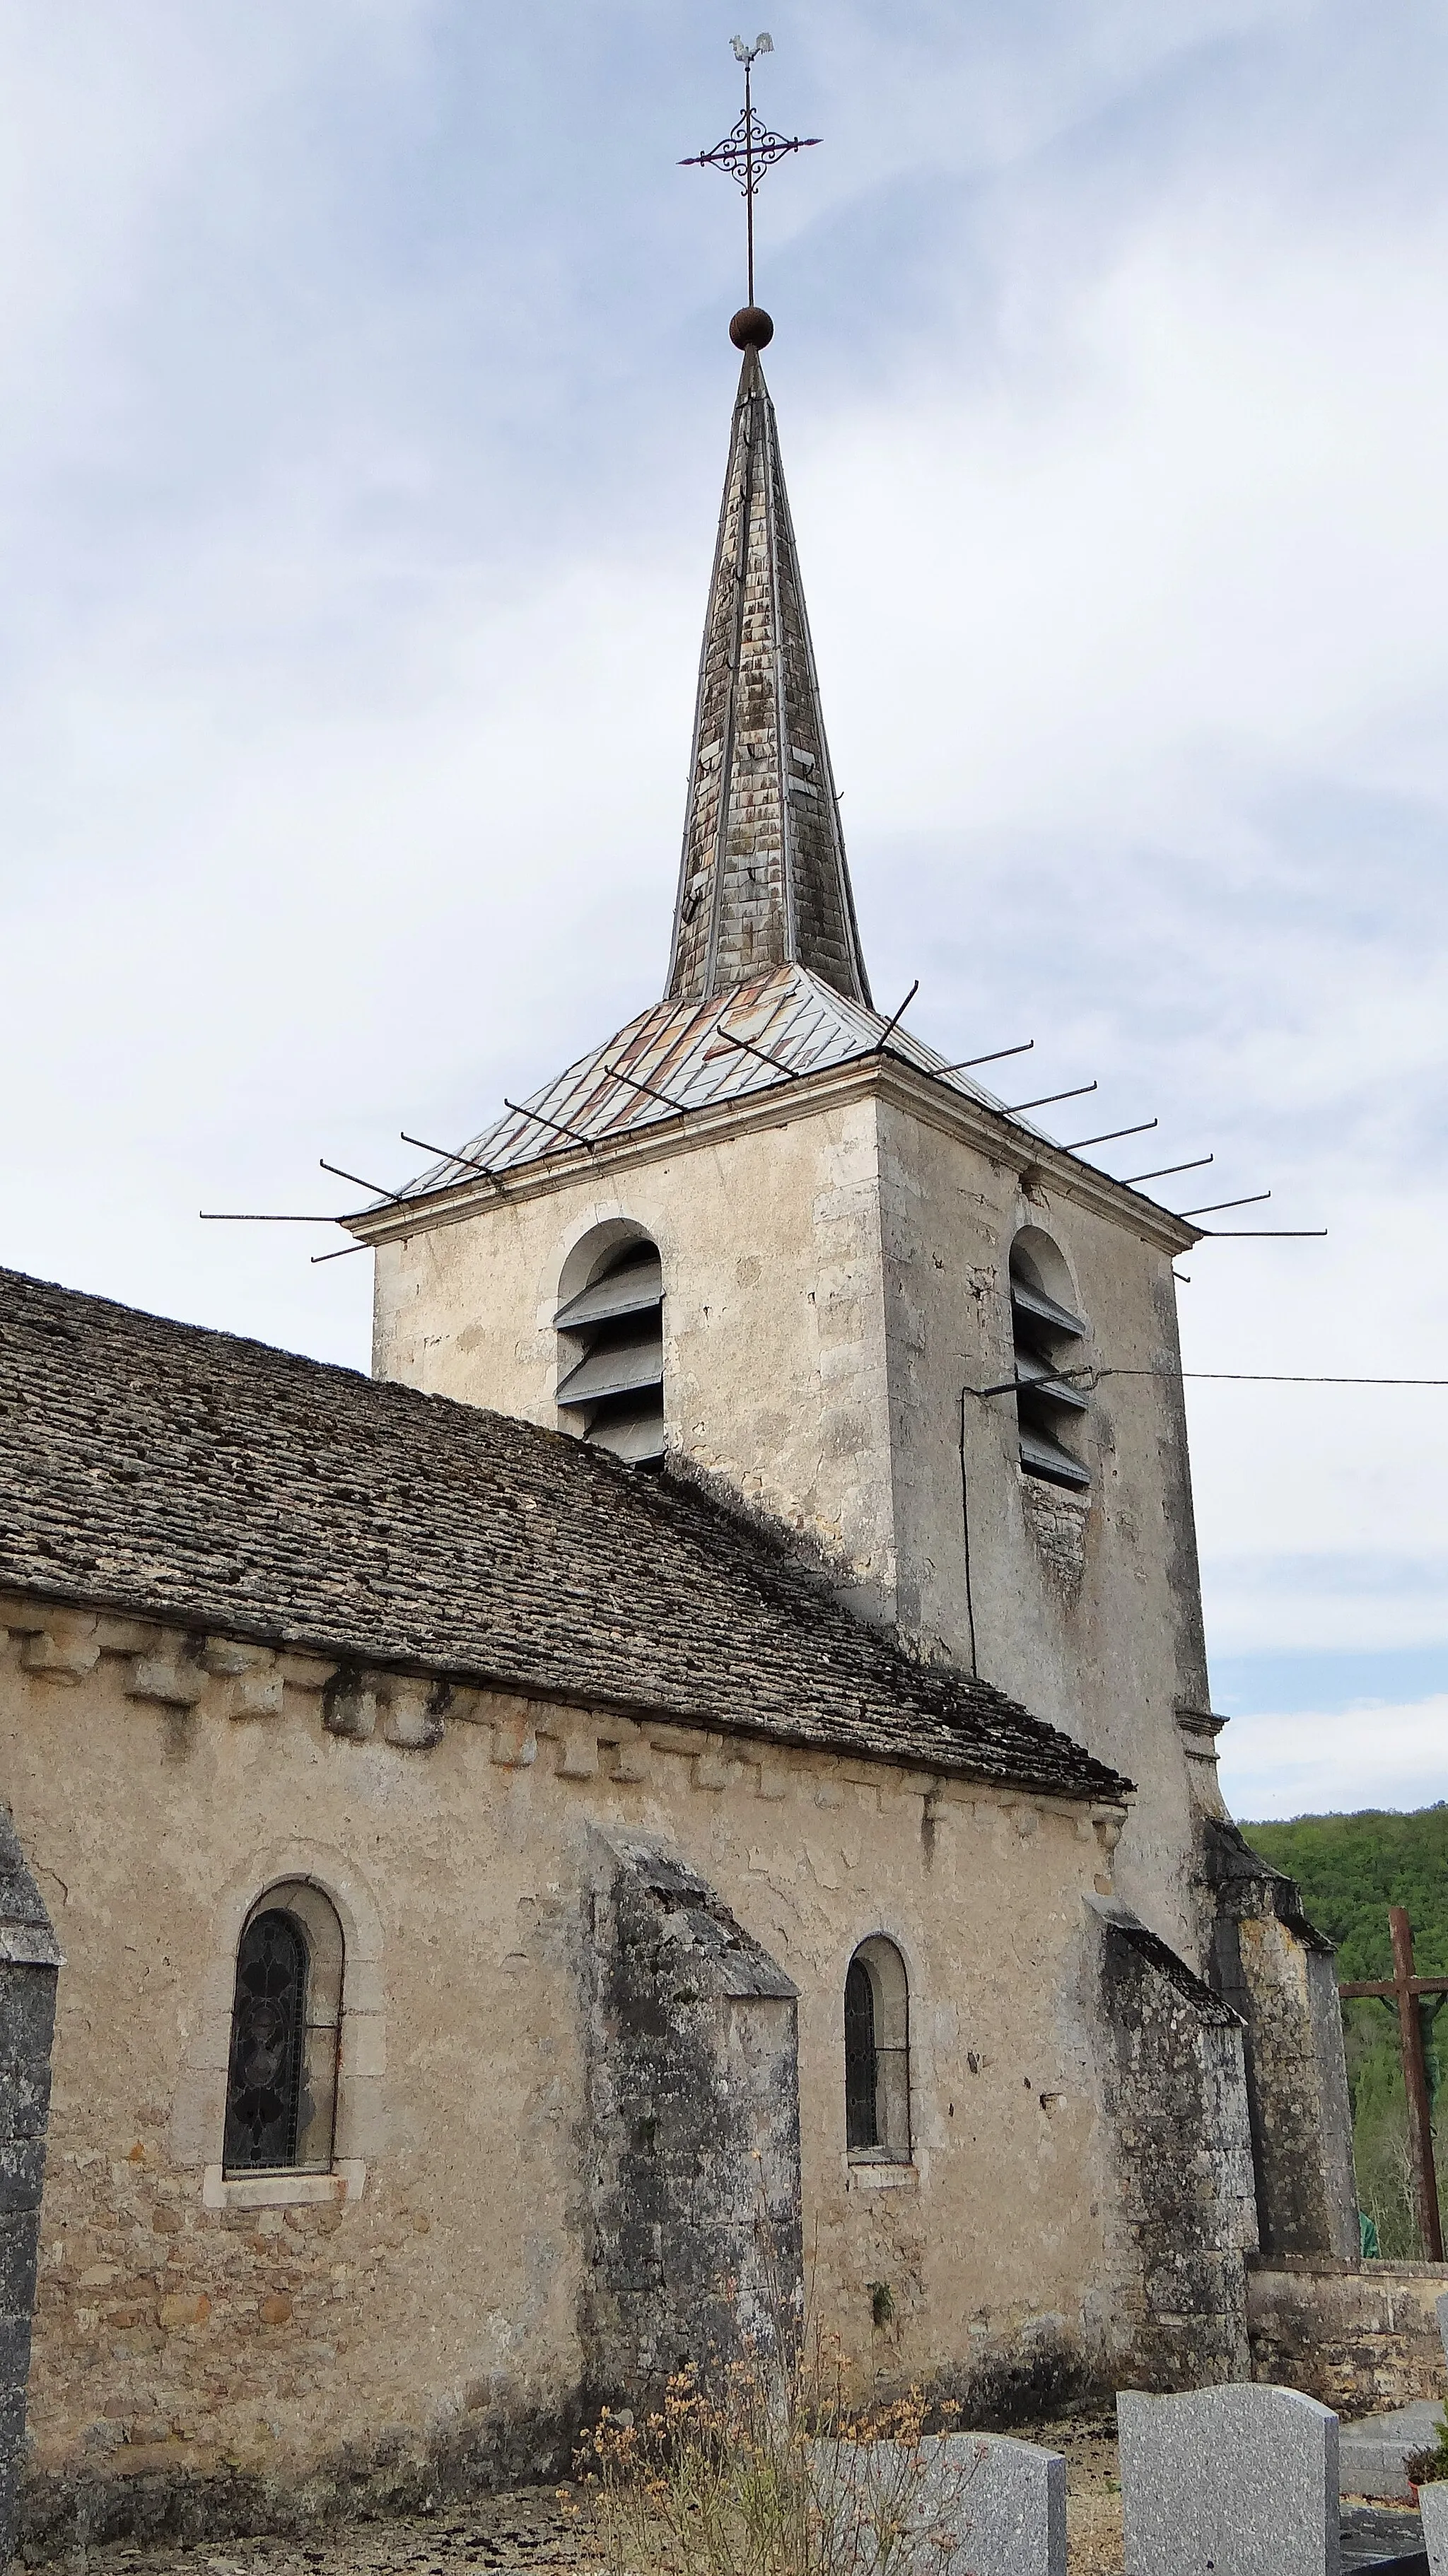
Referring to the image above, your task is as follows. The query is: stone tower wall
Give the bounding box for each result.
[373,1080,1210,1959]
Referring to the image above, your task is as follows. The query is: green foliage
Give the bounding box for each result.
[1241,1805,1448,1981]
[1404,2409,1448,2488]
[1240,1805,1448,2260]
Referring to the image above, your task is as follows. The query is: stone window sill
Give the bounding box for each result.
[202,2159,366,2212]
[846,2158,917,2191]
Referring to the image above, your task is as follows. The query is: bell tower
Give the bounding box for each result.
[348,308,1219,1964]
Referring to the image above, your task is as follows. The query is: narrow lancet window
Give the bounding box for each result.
[223,1884,344,2175]
[843,1938,911,2162]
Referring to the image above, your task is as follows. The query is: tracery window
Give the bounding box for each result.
[1010,1230,1091,1490]
[222,1882,344,2175]
[843,1937,911,2162]
[554,1229,665,1466]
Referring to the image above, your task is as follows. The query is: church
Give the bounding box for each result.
[0,295,1359,2552]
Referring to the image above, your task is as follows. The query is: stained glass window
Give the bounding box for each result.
[844,1938,911,2162]
[844,1956,878,2150]
[223,1909,308,2172]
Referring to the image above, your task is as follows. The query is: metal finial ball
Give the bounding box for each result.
[730,305,774,350]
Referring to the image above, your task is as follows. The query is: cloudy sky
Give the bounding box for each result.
[3,0,1445,1820]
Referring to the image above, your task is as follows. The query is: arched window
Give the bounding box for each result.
[223,1882,344,2176]
[843,1937,911,2162]
[1010,1229,1090,1490]
[554,1230,665,1467]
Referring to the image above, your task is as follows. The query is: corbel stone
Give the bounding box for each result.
[202,1638,272,1679]
[126,1648,206,1708]
[692,1749,733,1793]
[597,1719,650,1786]
[553,1726,599,1781]
[21,1619,101,1685]
[380,1681,446,1750]
[489,1710,537,1767]
[93,1617,156,1653]
[276,1654,333,1694]
[221,1671,284,1722]
[322,1674,377,1742]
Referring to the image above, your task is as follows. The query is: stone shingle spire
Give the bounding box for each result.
[666,327,871,1007]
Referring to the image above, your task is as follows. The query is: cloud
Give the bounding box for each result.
[0,0,1446,1711]
[1222,1697,1448,1821]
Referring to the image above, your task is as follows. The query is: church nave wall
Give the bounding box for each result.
[0,1589,1197,2544]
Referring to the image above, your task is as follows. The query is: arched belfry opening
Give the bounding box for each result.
[1010,1228,1090,1490]
[554,1231,665,1466]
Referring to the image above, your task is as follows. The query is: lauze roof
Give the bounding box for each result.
[0,1267,1130,1805]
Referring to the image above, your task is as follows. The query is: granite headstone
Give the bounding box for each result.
[813,2430,1066,2576]
[1419,2483,1448,2576]
[1118,2384,1340,2576]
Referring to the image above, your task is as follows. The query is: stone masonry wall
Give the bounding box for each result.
[1205,1822,1358,2264]
[0,1809,61,2573]
[1094,1908,1259,2389]
[583,1837,801,2406]
[1247,2261,1448,2416]
[1,1587,1202,2550]
[372,1075,1212,1978]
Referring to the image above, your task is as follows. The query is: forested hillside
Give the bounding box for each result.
[1241,1805,1448,2254]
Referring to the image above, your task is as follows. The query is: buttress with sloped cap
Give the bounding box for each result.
[666,341,871,1007]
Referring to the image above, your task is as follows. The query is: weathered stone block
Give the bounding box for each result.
[381,1682,445,1749]
[19,1623,98,1683]
[1118,2384,1339,2576]
[125,1654,206,1708]
[221,1670,284,1721]
[322,1675,378,1740]
[0,2136,46,2218]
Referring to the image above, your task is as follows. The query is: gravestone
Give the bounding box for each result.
[1119,2383,1340,2576]
[813,2430,1066,2576]
[0,1810,61,2573]
[1435,2291,1448,2367]
[1418,2484,1448,2576]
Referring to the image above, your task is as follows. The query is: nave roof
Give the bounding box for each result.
[0,1263,1129,1807]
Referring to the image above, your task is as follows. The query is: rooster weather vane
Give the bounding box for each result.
[681,33,820,334]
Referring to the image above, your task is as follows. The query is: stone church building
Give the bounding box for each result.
[0,312,1358,2548]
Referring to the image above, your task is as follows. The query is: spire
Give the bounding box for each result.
[666,329,872,1007]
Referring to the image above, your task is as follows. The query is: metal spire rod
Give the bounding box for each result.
[1004,1080,1097,1115]
[1062,1119,1157,1154]
[399,1131,506,1191]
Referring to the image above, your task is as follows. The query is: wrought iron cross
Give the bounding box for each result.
[680,35,821,309]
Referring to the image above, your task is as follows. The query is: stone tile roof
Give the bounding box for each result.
[0,1266,1130,1805]
[666,349,870,1008]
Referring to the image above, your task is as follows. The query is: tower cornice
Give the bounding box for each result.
[343,1050,1198,1258]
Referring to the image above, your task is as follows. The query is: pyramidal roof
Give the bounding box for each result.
[666,344,871,1008]
[386,962,1029,1204]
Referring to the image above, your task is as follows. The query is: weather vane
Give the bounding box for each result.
[681,35,820,336]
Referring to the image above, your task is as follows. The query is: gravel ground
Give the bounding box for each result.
[40,2417,1133,2576]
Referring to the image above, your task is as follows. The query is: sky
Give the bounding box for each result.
[2,0,1446,1821]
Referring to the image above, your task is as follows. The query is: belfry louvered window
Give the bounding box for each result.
[1010,1239,1091,1491]
[554,1236,665,1467]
